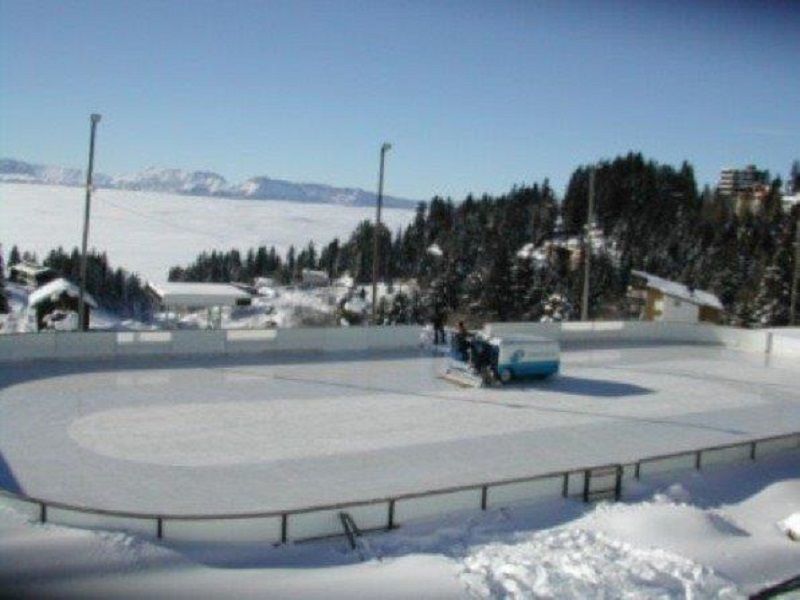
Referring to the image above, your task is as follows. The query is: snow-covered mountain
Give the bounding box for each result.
[112,167,229,196]
[0,158,417,208]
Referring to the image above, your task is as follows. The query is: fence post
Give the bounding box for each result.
[387,500,396,530]
[614,465,623,501]
[157,517,163,539]
[480,486,488,510]
[39,503,47,524]
[562,472,569,497]
[634,462,641,480]
[750,441,757,460]
[281,513,288,544]
[695,450,702,470]
[582,469,591,503]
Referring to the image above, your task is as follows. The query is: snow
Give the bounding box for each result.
[1,344,798,515]
[427,243,444,257]
[631,270,723,310]
[26,277,98,309]
[147,281,252,307]
[0,183,414,281]
[0,159,417,207]
[780,513,800,541]
[0,453,797,598]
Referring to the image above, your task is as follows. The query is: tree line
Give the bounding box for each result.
[168,153,798,327]
[1,245,152,319]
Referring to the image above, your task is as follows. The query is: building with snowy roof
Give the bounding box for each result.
[147,282,252,309]
[300,269,330,288]
[146,282,254,329]
[27,277,98,331]
[628,271,723,324]
[9,262,59,289]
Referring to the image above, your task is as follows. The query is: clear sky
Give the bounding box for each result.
[1,0,798,201]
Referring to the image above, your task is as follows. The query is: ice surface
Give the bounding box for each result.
[1,344,798,515]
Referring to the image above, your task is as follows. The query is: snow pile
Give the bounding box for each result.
[780,513,800,541]
[0,454,798,597]
[460,528,739,599]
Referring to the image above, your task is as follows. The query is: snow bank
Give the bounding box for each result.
[460,528,739,599]
[1,454,799,598]
[781,513,800,541]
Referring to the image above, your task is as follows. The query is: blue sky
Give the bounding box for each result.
[1,0,798,200]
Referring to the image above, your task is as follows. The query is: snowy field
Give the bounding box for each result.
[1,452,798,598]
[0,183,414,280]
[1,344,798,514]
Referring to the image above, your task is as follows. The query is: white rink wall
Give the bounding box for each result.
[0,321,790,364]
[0,325,424,363]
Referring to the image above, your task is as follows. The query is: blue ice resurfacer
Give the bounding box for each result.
[442,332,560,387]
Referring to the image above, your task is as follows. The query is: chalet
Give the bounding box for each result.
[628,271,723,324]
[9,262,59,288]
[146,282,252,329]
[27,278,97,331]
[300,269,330,288]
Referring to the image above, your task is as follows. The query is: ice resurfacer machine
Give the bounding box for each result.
[442,332,560,387]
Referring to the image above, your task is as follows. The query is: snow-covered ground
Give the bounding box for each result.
[0,453,797,599]
[0,183,414,281]
[2,345,798,514]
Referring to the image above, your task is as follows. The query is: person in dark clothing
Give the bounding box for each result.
[453,320,470,361]
[432,303,446,345]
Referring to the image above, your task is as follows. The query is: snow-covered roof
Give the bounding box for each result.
[427,243,443,257]
[27,278,98,309]
[631,271,723,310]
[147,282,252,308]
[10,262,55,276]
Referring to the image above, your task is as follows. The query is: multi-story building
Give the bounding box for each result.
[717,165,767,196]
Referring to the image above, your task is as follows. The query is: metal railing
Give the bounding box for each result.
[1,431,797,544]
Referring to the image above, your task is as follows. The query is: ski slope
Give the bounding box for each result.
[0,183,414,280]
[1,344,798,514]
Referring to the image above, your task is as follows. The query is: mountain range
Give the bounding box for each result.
[0,158,418,208]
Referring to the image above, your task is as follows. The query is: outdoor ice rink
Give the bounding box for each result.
[1,343,799,515]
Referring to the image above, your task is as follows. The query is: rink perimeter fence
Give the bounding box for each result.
[0,431,798,544]
[0,321,798,543]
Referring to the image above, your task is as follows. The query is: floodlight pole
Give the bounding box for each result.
[78,113,101,332]
[791,214,800,326]
[581,167,595,322]
[371,142,391,323]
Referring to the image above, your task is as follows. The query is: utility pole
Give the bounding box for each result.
[791,213,800,326]
[371,142,391,323]
[581,167,595,322]
[78,113,101,332]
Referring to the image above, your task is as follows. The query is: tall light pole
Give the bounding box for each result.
[78,113,101,332]
[581,167,595,322]
[371,142,391,323]
[791,213,800,326]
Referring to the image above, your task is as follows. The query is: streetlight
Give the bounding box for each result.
[78,113,101,332]
[791,213,800,326]
[581,167,595,322]
[371,142,391,323]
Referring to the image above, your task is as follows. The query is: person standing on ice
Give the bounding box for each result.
[432,301,446,346]
[453,320,470,361]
